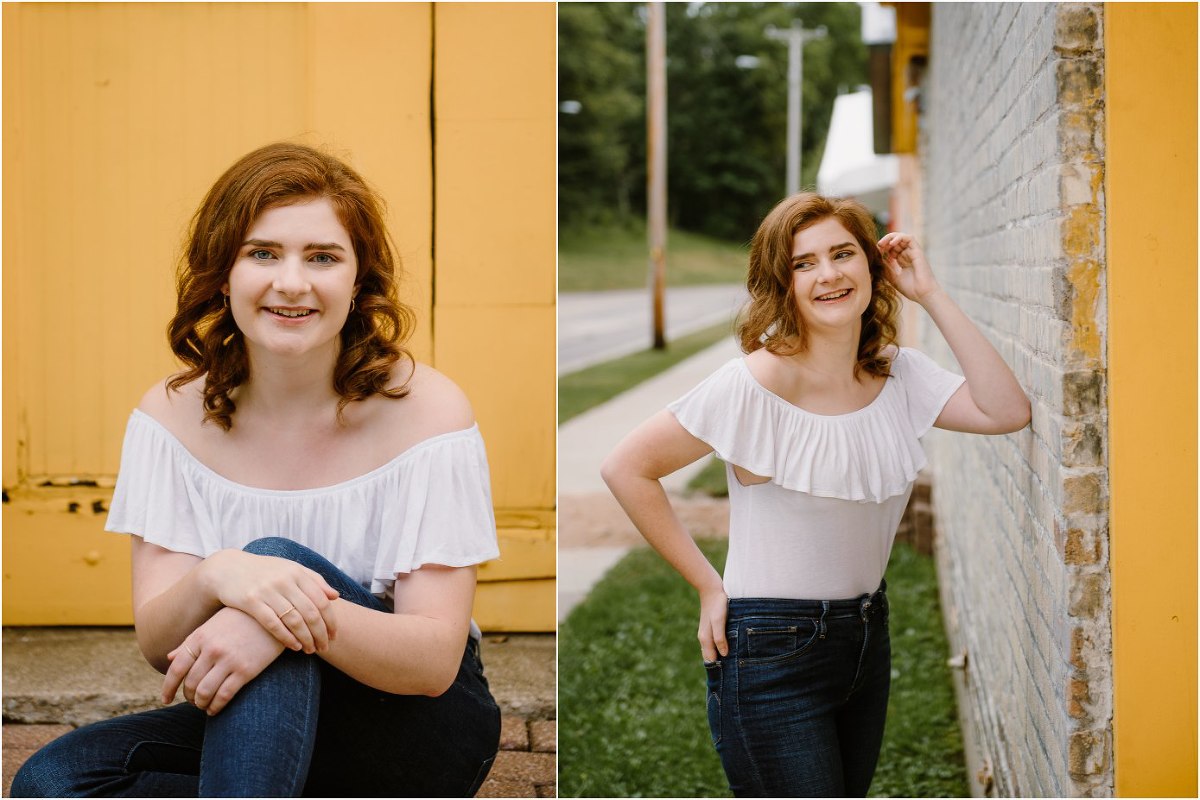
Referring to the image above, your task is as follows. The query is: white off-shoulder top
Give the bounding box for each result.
[667,347,965,600]
[105,410,501,605]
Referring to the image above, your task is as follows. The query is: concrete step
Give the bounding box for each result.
[1,628,554,725]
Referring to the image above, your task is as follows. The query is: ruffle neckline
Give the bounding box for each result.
[668,356,930,504]
[105,411,499,595]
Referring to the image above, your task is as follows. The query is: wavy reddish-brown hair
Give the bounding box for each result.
[737,192,900,380]
[167,142,416,429]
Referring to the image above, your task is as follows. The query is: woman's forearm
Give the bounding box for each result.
[601,468,724,596]
[317,601,468,696]
[133,555,224,673]
[919,288,1032,430]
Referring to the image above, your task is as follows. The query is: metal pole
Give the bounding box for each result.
[647,1,667,349]
[767,21,826,196]
[787,23,801,195]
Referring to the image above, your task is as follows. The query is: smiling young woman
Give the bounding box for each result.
[11,143,502,798]
[601,192,1031,797]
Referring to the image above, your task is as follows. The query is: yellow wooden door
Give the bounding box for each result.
[2,2,555,631]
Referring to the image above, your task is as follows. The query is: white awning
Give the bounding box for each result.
[816,88,897,218]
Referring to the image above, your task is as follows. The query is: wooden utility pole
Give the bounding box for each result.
[647,1,667,349]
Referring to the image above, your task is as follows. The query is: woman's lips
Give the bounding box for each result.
[263,307,317,323]
[815,288,853,303]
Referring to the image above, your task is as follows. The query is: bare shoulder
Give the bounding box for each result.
[744,347,794,393]
[136,375,205,433]
[379,361,475,440]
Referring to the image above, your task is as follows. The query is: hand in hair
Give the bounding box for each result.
[877,232,943,304]
[202,549,341,654]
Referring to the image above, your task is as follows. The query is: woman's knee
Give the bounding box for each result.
[10,730,94,797]
[241,537,384,610]
[242,536,320,564]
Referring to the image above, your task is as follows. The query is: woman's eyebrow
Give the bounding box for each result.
[792,241,856,260]
[241,238,346,252]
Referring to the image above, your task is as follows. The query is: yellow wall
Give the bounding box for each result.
[1105,3,1197,795]
[885,2,929,155]
[2,2,555,632]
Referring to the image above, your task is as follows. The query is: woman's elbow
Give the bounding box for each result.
[599,451,625,490]
[995,394,1032,434]
[420,651,464,697]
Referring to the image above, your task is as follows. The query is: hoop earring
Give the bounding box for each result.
[222,294,230,309]
[350,297,356,313]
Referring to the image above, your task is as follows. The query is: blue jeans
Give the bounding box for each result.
[705,582,890,798]
[11,538,501,798]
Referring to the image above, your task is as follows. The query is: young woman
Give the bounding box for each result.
[601,193,1030,797]
[12,143,501,797]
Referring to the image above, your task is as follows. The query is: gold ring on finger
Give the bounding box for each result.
[184,643,199,659]
[279,605,299,619]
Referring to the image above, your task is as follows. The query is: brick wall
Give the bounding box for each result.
[917,4,1110,796]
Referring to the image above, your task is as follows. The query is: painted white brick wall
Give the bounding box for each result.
[918,3,1110,796]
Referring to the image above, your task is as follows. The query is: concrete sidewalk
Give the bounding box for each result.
[558,334,741,494]
[1,628,555,797]
[558,336,740,622]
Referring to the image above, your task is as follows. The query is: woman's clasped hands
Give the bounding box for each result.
[163,607,285,716]
[203,548,341,654]
[163,549,342,715]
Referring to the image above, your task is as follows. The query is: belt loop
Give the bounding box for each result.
[818,601,829,639]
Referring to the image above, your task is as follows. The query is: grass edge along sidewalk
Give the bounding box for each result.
[558,322,733,425]
[557,539,969,798]
[559,223,748,292]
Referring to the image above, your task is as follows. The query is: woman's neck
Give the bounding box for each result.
[233,348,343,423]
[786,325,863,382]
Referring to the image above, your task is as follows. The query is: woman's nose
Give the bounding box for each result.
[816,258,842,282]
[272,257,311,295]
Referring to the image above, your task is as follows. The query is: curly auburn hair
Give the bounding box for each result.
[166,142,416,430]
[737,192,901,380]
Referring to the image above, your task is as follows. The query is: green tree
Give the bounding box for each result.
[558,3,867,243]
[558,3,645,226]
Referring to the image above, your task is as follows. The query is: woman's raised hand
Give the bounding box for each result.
[203,549,340,653]
[163,607,286,715]
[877,232,943,305]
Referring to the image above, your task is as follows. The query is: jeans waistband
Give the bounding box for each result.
[726,579,887,622]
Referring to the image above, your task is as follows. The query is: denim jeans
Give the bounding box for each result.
[705,581,890,798]
[11,537,501,798]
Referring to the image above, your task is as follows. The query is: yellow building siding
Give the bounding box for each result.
[1106,3,1198,795]
[2,2,555,632]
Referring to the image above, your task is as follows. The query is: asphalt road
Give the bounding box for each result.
[557,283,747,374]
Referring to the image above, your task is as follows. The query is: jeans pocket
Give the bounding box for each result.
[704,660,723,746]
[743,620,820,663]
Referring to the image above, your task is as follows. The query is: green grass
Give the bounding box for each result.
[558,540,969,798]
[686,456,730,497]
[558,322,733,424]
[559,221,748,292]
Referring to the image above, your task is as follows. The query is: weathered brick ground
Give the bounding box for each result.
[2,717,555,798]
